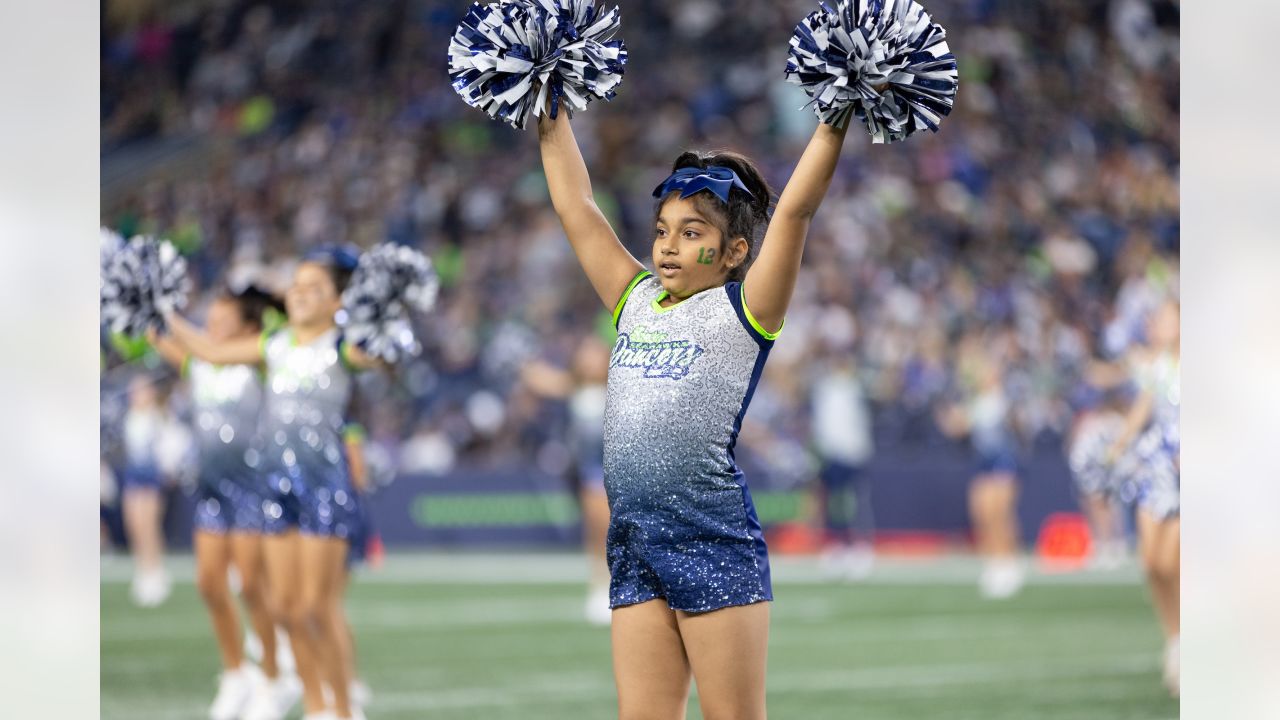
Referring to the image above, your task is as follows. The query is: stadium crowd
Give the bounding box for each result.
[101,0,1179,504]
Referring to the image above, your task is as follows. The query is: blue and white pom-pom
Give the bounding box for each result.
[100,231,191,336]
[785,0,957,143]
[340,244,440,364]
[448,0,628,130]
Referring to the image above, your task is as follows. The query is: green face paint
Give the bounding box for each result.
[697,247,716,265]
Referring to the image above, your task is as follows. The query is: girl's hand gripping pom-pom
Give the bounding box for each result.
[448,0,628,130]
[785,0,957,143]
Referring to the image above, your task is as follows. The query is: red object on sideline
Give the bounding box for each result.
[1036,512,1092,571]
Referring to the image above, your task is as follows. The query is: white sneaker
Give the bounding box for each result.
[245,627,297,676]
[979,559,1025,600]
[819,547,846,580]
[843,544,875,581]
[130,568,172,608]
[350,679,372,708]
[584,585,612,626]
[244,631,263,664]
[241,672,303,720]
[208,665,257,720]
[1163,635,1180,697]
[274,627,296,675]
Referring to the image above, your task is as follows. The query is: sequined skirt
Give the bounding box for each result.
[606,486,772,613]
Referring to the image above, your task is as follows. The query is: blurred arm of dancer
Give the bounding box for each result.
[146,327,189,371]
[163,312,263,365]
[519,359,575,400]
[744,121,849,334]
[935,404,971,438]
[1084,359,1130,389]
[1106,384,1154,465]
[163,309,384,370]
[344,424,369,494]
[537,110,644,309]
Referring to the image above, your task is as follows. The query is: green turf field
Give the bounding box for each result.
[101,553,1179,719]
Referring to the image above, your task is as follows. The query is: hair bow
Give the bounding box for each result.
[652,165,754,204]
[305,245,361,271]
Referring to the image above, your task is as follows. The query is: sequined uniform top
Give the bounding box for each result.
[259,327,361,539]
[604,271,775,612]
[187,359,268,532]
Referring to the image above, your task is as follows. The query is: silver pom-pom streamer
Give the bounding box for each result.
[341,244,441,364]
[100,232,191,336]
[785,0,957,143]
[448,0,628,130]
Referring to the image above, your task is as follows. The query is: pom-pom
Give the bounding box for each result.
[785,0,957,143]
[448,0,628,130]
[341,244,440,363]
[100,232,191,336]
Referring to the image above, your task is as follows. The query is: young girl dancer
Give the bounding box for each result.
[538,106,848,718]
[937,329,1025,599]
[118,372,174,607]
[1108,301,1180,696]
[521,333,616,625]
[148,288,298,720]
[163,249,377,720]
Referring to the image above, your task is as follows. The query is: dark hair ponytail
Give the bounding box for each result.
[221,284,285,331]
[661,150,774,283]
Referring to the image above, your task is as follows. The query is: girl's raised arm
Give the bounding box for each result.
[1107,388,1154,464]
[744,122,849,334]
[163,312,264,366]
[537,111,644,310]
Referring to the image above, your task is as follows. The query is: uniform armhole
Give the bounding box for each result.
[734,283,783,343]
[612,270,653,330]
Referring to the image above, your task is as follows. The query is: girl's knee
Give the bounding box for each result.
[1142,548,1175,583]
[237,570,265,603]
[699,696,765,720]
[287,593,325,629]
[196,570,230,605]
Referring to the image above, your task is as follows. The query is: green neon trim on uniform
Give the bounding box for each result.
[740,284,782,341]
[651,291,679,314]
[258,329,272,357]
[180,355,192,379]
[651,283,721,314]
[339,341,359,372]
[343,423,367,442]
[612,270,652,329]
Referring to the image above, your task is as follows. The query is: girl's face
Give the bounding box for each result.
[206,298,251,342]
[285,262,342,327]
[652,196,747,300]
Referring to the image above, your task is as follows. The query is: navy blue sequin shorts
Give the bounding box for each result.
[263,470,361,541]
[193,477,268,534]
[606,501,772,614]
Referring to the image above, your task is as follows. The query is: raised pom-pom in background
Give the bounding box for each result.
[341,244,440,363]
[448,0,627,130]
[785,0,957,143]
[100,231,191,336]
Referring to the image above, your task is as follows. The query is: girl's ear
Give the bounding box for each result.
[726,237,749,269]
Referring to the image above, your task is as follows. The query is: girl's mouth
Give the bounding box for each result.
[659,260,681,278]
